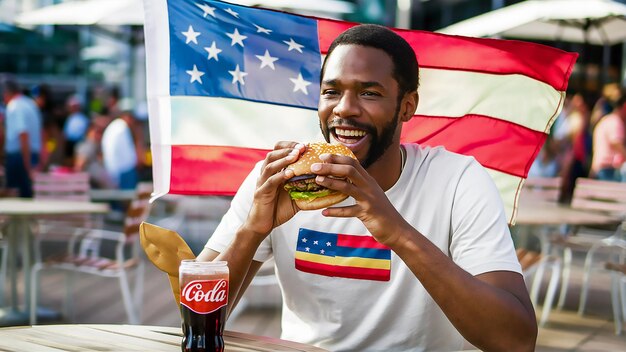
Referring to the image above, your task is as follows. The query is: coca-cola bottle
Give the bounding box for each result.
[179,260,229,352]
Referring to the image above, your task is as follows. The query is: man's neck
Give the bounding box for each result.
[366,144,404,192]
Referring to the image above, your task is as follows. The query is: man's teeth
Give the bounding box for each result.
[335,128,366,137]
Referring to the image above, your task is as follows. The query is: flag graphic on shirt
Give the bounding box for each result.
[143,0,578,224]
[295,228,392,281]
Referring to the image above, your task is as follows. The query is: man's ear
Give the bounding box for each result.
[400,91,419,122]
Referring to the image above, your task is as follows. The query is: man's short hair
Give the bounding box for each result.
[321,24,419,96]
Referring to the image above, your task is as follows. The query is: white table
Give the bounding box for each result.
[0,198,109,325]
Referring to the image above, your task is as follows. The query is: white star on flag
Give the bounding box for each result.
[313,240,318,245]
[204,41,222,61]
[326,242,332,247]
[254,24,272,34]
[195,3,216,18]
[290,73,311,94]
[186,65,205,84]
[182,25,201,44]
[227,28,247,47]
[305,247,310,252]
[255,50,278,70]
[229,64,248,85]
[283,38,304,53]
[225,7,239,18]
[320,249,325,254]
[302,238,307,243]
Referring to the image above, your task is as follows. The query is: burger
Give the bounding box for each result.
[283,142,357,210]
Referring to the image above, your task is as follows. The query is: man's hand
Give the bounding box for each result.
[310,153,408,246]
[242,141,306,239]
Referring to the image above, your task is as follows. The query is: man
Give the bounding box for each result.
[63,94,90,160]
[197,25,536,351]
[2,80,42,197]
[590,93,626,181]
[101,110,139,190]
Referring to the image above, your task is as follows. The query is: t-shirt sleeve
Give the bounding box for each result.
[449,159,522,276]
[10,101,28,134]
[205,161,274,262]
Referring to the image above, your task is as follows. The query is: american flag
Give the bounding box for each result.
[143,0,577,224]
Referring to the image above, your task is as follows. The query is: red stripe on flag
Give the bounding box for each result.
[337,234,389,250]
[401,115,547,178]
[170,145,269,195]
[316,19,576,91]
[295,259,390,281]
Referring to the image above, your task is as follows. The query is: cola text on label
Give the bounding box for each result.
[181,279,229,314]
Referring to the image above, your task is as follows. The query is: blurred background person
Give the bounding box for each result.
[555,93,592,203]
[590,93,626,181]
[74,115,113,189]
[101,110,143,190]
[62,94,89,164]
[2,80,42,197]
[31,83,64,170]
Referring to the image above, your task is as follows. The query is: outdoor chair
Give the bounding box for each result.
[516,249,561,327]
[605,261,626,335]
[521,176,562,203]
[549,178,626,313]
[29,182,152,325]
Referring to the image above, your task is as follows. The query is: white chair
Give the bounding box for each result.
[521,177,562,203]
[605,261,626,335]
[550,178,626,312]
[30,182,152,325]
[516,177,563,326]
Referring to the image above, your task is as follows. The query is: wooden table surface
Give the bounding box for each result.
[0,324,328,351]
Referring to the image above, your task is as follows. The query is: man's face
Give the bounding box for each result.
[318,45,403,169]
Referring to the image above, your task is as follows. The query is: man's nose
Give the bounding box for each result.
[332,92,360,118]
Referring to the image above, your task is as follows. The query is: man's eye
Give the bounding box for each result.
[322,89,339,96]
[362,91,380,97]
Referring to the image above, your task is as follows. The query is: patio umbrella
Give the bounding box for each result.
[437,0,626,45]
[437,0,626,85]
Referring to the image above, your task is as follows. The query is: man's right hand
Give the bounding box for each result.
[241,141,305,239]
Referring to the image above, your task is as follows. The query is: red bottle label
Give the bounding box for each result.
[181,279,229,314]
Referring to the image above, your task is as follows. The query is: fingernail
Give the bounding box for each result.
[316,175,325,183]
[295,143,305,150]
[284,169,294,178]
[319,153,330,160]
[311,163,322,172]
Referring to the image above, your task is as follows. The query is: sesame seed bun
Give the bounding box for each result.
[286,142,356,176]
[285,142,356,210]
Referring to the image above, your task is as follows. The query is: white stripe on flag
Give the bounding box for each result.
[418,68,564,132]
[169,96,321,147]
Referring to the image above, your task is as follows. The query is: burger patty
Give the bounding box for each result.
[284,176,324,192]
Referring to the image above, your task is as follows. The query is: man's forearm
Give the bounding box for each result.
[390,225,536,351]
[212,227,265,312]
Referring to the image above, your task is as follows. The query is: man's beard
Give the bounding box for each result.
[321,103,401,169]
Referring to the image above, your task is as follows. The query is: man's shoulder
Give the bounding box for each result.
[406,143,476,167]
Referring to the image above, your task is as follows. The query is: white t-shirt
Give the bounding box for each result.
[101,118,137,185]
[207,144,521,352]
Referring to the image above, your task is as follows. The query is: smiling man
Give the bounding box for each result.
[197,24,536,351]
